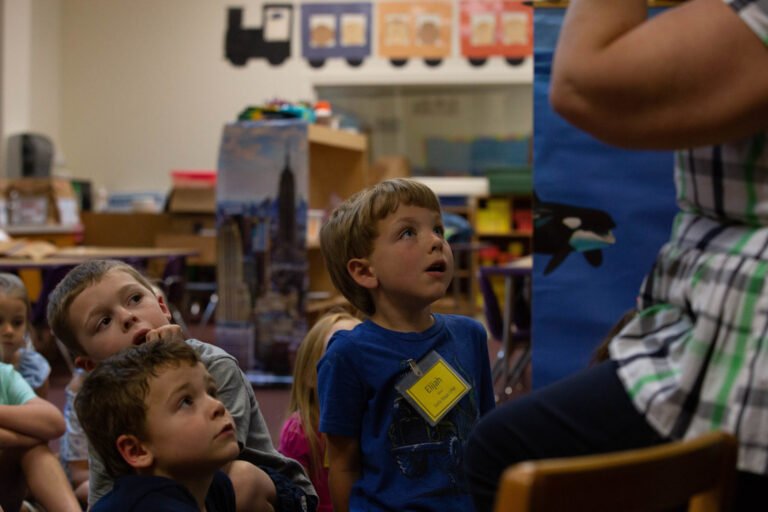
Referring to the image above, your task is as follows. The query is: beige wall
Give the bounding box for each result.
[2,0,61,172]
[6,0,532,196]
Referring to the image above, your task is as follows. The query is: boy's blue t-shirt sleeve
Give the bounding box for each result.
[317,333,365,437]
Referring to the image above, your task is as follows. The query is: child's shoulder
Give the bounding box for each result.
[326,322,370,350]
[438,313,485,333]
[184,338,235,362]
[184,338,249,383]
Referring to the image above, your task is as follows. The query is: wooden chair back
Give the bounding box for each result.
[494,431,738,512]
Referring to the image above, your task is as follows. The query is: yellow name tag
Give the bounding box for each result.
[396,351,471,426]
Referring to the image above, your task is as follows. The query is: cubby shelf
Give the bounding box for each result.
[306,126,369,322]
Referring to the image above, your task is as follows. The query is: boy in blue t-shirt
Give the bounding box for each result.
[75,339,238,511]
[317,178,495,511]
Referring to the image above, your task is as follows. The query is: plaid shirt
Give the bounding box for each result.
[610,0,768,476]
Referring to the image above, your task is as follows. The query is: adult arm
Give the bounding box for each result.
[325,434,360,512]
[550,0,768,149]
[0,397,65,442]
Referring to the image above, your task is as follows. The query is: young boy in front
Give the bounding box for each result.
[47,259,316,512]
[75,339,239,511]
[318,178,495,511]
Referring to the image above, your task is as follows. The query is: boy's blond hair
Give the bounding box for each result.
[74,340,200,478]
[319,178,442,316]
[46,259,156,357]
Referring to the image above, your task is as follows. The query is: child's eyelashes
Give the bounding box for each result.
[96,316,112,330]
[179,395,194,408]
[398,225,446,240]
[0,316,26,329]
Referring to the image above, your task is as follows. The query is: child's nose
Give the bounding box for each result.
[210,397,227,418]
[429,232,443,251]
[119,308,138,330]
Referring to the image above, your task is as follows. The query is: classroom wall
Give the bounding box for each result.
[6,0,532,196]
[2,0,61,173]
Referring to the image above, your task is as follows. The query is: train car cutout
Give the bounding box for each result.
[301,2,372,68]
[377,1,453,68]
[225,4,293,67]
[460,0,532,67]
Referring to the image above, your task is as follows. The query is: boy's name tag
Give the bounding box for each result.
[395,350,471,426]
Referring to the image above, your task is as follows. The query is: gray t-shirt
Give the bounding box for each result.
[87,338,314,506]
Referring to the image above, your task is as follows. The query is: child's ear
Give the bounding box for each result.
[116,434,154,470]
[155,293,172,322]
[74,356,96,372]
[347,258,377,289]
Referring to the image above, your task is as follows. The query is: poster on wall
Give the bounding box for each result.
[301,2,372,68]
[459,0,532,66]
[531,7,677,388]
[216,120,309,376]
[377,1,453,67]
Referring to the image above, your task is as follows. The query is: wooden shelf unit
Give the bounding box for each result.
[306,125,369,321]
[433,192,533,317]
[476,194,533,264]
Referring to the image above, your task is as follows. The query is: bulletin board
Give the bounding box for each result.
[531,7,677,388]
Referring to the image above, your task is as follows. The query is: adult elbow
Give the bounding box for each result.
[549,78,635,147]
[549,76,591,130]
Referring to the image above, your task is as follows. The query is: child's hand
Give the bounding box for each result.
[144,324,186,344]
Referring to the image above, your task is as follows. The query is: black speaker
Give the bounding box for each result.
[6,132,54,178]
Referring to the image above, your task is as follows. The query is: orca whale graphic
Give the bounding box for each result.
[533,193,616,275]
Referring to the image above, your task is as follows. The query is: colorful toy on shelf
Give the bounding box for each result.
[238,99,315,122]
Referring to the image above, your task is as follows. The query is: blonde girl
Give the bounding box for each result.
[0,273,50,397]
[279,310,361,512]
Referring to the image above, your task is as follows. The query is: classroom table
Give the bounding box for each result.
[0,246,198,325]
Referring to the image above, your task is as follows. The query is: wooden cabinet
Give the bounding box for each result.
[305,125,368,320]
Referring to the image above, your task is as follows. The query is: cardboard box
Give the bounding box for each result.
[167,186,216,214]
[4,177,80,226]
